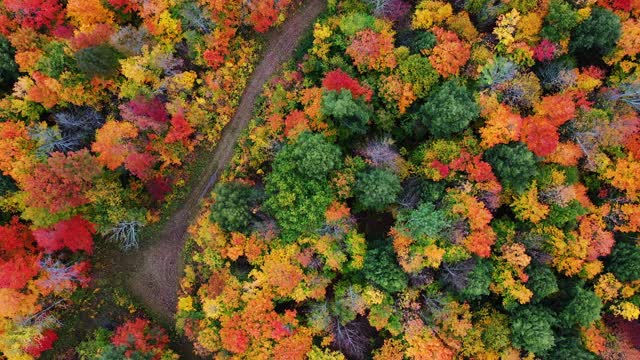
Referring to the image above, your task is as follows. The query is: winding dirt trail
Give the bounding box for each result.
[127,0,326,328]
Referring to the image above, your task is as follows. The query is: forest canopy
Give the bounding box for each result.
[2,0,640,358]
[175,0,640,359]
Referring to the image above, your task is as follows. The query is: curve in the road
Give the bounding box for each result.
[127,0,326,325]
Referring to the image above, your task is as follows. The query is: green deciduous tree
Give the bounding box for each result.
[527,265,559,302]
[353,168,401,212]
[547,334,597,360]
[75,45,123,79]
[396,202,450,239]
[607,241,640,282]
[461,259,493,300]
[540,0,579,42]
[0,175,17,224]
[0,36,19,92]
[76,328,117,359]
[321,89,372,140]
[544,201,587,229]
[36,41,75,78]
[338,12,376,36]
[480,311,512,354]
[0,174,17,197]
[484,142,538,193]
[410,31,437,53]
[397,54,439,98]
[419,79,480,138]
[210,182,260,233]
[265,132,342,240]
[569,7,621,61]
[363,246,408,293]
[510,306,556,355]
[560,286,602,327]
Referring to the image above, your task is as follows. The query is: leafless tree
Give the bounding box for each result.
[28,125,72,156]
[539,185,572,206]
[528,249,553,265]
[20,300,62,329]
[445,219,470,245]
[501,73,541,111]
[420,292,446,320]
[319,223,346,238]
[358,137,401,172]
[398,177,423,209]
[154,51,184,77]
[609,81,640,112]
[518,232,552,265]
[441,260,475,293]
[252,212,280,241]
[55,107,104,133]
[479,57,518,90]
[104,221,143,251]
[179,2,214,34]
[38,257,87,290]
[365,0,410,21]
[307,302,332,331]
[538,63,577,93]
[331,317,373,360]
[409,268,435,288]
[477,189,501,210]
[110,26,152,56]
[48,107,105,153]
[319,214,355,238]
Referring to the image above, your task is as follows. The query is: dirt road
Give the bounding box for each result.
[127,0,326,328]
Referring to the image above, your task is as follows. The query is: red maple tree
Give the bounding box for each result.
[24,329,58,357]
[111,318,170,360]
[165,111,194,145]
[3,0,63,31]
[521,116,559,157]
[21,150,101,213]
[33,215,96,255]
[322,69,373,102]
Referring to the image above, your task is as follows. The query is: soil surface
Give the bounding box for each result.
[126,0,326,336]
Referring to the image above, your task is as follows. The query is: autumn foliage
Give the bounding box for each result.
[33,215,95,254]
[322,69,373,102]
[0,0,299,356]
[21,150,100,213]
[111,318,171,359]
[3,0,640,357]
[176,0,640,358]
